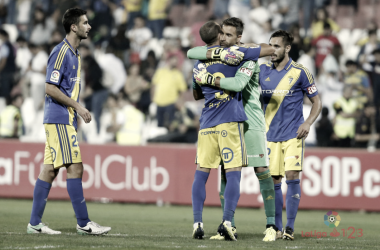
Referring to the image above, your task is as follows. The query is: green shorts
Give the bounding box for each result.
[244,129,269,167]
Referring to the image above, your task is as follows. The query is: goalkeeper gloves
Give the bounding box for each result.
[209,47,244,65]
[193,68,216,86]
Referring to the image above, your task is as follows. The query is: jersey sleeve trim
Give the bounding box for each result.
[54,44,69,70]
[291,61,314,84]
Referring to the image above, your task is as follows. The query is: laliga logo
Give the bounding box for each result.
[324,211,341,228]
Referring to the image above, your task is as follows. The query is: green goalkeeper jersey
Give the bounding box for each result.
[187,46,265,132]
[220,60,265,132]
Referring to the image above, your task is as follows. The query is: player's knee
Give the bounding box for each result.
[225,166,242,173]
[272,175,282,184]
[285,171,300,180]
[66,163,84,178]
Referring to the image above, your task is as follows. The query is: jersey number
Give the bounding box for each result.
[72,135,78,147]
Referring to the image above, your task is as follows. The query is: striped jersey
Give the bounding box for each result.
[259,58,318,142]
[44,38,81,130]
[193,45,261,130]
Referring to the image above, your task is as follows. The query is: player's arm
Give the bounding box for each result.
[297,70,322,139]
[216,61,254,91]
[192,81,204,100]
[45,83,91,123]
[187,46,243,65]
[241,43,274,58]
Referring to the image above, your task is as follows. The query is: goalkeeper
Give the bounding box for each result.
[188,17,278,242]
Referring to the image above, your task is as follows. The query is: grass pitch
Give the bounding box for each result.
[0,199,378,250]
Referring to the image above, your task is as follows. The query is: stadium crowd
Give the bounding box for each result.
[0,0,379,149]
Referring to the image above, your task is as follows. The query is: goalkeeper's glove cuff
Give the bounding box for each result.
[210,48,223,60]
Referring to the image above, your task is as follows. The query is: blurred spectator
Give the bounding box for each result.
[318,69,344,120]
[311,22,342,73]
[0,29,16,98]
[124,63,149,106]
[106,94,144,145]
[214,0,229,19]
[186,0,213,27]
[311,7,340,39]
[332,86,359,147]
[108,24,130,62]
[49,29,64,45]
[28,43,48,111]
[148,0,171,39]
[15,36,32,75]
[248,0,271,43]
[29,7,56,46]
[229,0,250,41]
[357,29,380,72]
[276,0,301,31]
[190,18,206,48]
[97,46,127,95]
[354,103,378,148]
[126,16,152,62]
[315,107,333,147]
[161,39,185,69]
[369,48,380,109]
[140,50,158,82]
[125,0,143,30]
[148,98,198,143]
[0,0,7,25]
[81,45,108,135]
[254,19,274,44]
[344,60,371,108]
[356,20,378,46]
[297,45,316,77]
[0,93,23,138]
[288,24,303,62]
[152,55,187,128]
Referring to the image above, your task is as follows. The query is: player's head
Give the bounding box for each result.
[62,8,91,40]
[220,17,244,48]
[269,30,293,63]
[0,29,9,41]
[199,21,223,46]
[322,22,332,36]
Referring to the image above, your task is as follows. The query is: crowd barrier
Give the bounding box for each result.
[0,140,379,211]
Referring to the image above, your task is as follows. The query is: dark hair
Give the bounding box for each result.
[315,7,329,21]
[199,21,222,45]
[323,22,331,30]
[372,48,380,55]
[62,8,87,34]
[270,30,294,46]
[221,17,244,36]
[345,59,357,66]
[368,29,377,36]
[0,29,9,38]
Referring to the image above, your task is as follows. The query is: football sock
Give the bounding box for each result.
[67,178,90,227]
[223,171,241,222]
[256,170,275,226]
[219,169,236,227]
[192,170,209,223]
[274,183,283,231]
[30,179,51,226]
[285,179,301,230]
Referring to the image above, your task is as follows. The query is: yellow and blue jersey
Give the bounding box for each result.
[259,58,318,142]
[44,38,81,130]
[193,45,261,130]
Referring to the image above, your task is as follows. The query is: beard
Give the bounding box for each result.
[271,50,286,63]
[77,30,88,40]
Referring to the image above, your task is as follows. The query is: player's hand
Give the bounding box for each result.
[296,122,311,139]
[209,47,244,65]
[77,106,92,123]
[193,68,216,86]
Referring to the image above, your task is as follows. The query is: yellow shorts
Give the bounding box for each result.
[43,124,82,169]
[267,138,305,177]
[195,122,247,169]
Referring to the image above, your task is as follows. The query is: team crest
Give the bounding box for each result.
[288,77,294,84]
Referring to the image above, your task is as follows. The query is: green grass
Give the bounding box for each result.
[0,199,379,250]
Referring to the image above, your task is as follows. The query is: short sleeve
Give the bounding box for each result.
[45,46,67,86]
[300,67,319,98]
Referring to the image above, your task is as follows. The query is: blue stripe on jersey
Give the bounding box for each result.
[63,124,73,163]
[56,124,66,164]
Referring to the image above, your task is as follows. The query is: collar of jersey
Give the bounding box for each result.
[207,45,220,49]
[63,38,80,56]
[271,57,293,71]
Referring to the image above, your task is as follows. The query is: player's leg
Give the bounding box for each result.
[28,124,63,234]
[66,162,111,235]
[217,122,246,241]
[192,126,219,239]
[280,138,304,239]
[192,164,211,239]
[267,141,285,239]
[282,138,304,240]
